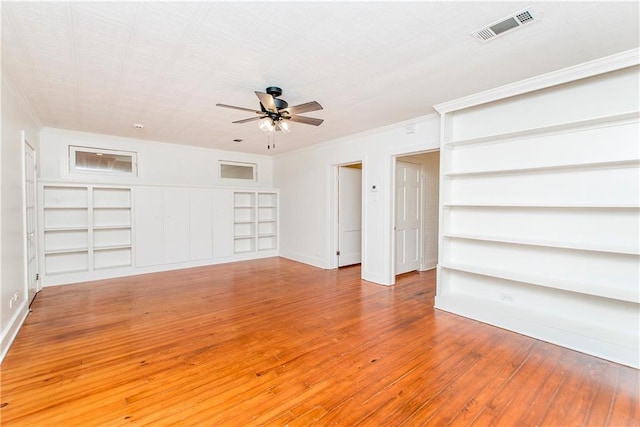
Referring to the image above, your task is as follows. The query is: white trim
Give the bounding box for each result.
[434,48,640,114]
[219,160,257,182]
[435,293,639,369]
[0,303,29,362]
[22,134,40,296]
[69,145,138,176]
[279,250,326,270]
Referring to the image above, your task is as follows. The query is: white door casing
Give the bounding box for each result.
[338,166,362,267]
[395,161,421,275]
[24,138,39,302]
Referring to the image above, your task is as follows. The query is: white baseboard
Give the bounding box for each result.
[420,259,437,271]
[435,293,640,369]
[278,250,327,269]
[42,251,280,287]
[0,301,30,362]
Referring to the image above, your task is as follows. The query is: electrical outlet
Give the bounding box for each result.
[500,293,514,303]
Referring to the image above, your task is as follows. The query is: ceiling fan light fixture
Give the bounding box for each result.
[277,120,291,133]
[258,117,276,132]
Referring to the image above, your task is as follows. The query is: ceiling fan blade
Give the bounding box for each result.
[281,101,323,115]
[287,115,324,126]
[232,116,263,124]
[216,103,262,114]
[255,91,278,113]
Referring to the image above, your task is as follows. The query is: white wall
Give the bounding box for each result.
[37,129,278,287]
[1,76,41,360]
[39,128,274,188]
[274,115,440,285]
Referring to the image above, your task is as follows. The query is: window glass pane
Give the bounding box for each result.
[75,151,133,173]
[69,146,137,176]
[220,163,255,180]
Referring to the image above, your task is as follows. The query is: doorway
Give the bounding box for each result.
[394,151,440,277]
[337,163,362,267]
[23,136,39,303]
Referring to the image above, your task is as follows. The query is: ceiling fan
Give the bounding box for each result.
[216,86,324,133]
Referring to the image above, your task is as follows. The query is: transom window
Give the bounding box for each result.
[70,146,137,176]
[219,161,257,181]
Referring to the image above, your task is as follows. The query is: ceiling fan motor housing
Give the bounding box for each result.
[261,97,289,115]
[265,86,283,97]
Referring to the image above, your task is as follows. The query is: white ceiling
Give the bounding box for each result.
[2,1,639,155]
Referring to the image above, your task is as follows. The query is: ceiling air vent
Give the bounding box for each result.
[472,7,537,43]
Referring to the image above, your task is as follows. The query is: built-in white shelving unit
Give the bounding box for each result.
[257,192,278,252]
[42,186,90,275]
[434,50,640,368]
[233,191,278,254]
[233,192,256,254]
[41,184,132,279]
[92,187,132,270]
[41,185,278,285]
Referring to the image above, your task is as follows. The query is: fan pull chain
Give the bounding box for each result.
[267,133,276,150]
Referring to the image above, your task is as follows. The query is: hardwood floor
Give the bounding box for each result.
[1,257,638,426]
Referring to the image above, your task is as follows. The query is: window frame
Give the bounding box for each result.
[219,160,257,182]
[69,146,138,176]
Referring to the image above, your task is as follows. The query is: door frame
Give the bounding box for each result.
[328,160,364,270]
[391,149,439,278]
[394,159,424,276]
[22,132,40,300]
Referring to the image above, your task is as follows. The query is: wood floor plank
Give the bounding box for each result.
[0,258,637,425]
[605,364,640,427]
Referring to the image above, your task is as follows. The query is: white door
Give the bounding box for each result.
[24,140,38,303]
[338,166,362,267]
[134,187,164,267]
[163,189,190,264]
[212,189,234,258]
[189,189,213,261]
[396,161,421,275]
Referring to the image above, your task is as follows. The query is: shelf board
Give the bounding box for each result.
[46,268,89,275]
[234,235,255,240]
[43,206,88,210]
[94,245,132,251]
[440,262,639,304]
[44,247,89,255]
[443,233,639,255]
[44,226,89,232]
[234,206,255,209]
[233,220,254,224]
[93,225,131,230]
[444,111,640,148]
[93,206,131,209]
[444,159,640,178]
[443,203,639,210]
[94,263,132,271]
[258,205,277,208]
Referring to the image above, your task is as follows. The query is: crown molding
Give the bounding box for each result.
[434,48,640,114]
